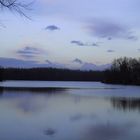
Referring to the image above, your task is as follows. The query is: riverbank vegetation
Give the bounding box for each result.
[0,67,103,81]
[104,57,140,85]
[0,57,140,85]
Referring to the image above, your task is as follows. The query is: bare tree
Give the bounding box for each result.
[0,0,33,19]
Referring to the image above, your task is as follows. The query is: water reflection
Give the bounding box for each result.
[111,97,140,112]
[0,87,68,100]
[0,88,68,115]
[70,114,85,121]
[1,87,67,94]
[83,122,136,140]
[0,87,3,95]
[0,85,140,140]
[44,128,56,136]
[0,92,3,96]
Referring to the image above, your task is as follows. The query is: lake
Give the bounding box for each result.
[0,81,140,140]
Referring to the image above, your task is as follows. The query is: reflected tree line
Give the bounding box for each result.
[111,97,140,111]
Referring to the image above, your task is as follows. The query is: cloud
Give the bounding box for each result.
[86,18,138,41]
[44,59,65,68]
[107,50,115,53]
[73,58,83,64]
[45,25,60,31]
[138,49,140,52]
[71,40,99,47]
[16,46,45,59]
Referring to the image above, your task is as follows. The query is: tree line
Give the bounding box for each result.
[0,67,103,81]
[104,57,140,85]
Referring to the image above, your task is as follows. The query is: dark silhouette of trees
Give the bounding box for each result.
[0,67,3,81]
[0,67,103,81]
[104,57,140,85]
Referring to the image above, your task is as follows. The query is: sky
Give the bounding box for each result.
[0,0,140,70]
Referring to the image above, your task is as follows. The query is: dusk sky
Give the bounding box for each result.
[0,0,140,69]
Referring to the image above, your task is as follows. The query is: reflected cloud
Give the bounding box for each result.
[16,98,44,114]
[70,114,85,121]
[70,113,97,122]
[73,96,81,104]
[44,128,56,136]
[0,88,68,115]
[89,113,98,120]
[83,122,134,140]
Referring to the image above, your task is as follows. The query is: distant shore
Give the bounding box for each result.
[0,57,140,86]
[0,68,103,81]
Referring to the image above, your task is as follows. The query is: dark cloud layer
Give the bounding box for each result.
[71,40,99,47]
[16,46,45,59]
[45,25,60,31]
[86,19,138,41]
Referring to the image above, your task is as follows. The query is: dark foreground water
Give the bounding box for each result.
[0,81,140,140]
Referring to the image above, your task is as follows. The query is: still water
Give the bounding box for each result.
[0,81,140,140]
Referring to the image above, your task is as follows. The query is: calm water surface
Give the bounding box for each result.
[0,81,140,140]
